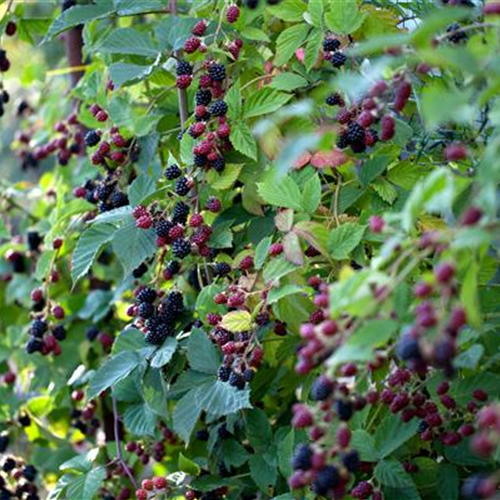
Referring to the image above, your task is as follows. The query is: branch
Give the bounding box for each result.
[112,396,138,490]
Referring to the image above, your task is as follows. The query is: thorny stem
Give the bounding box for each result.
[111,396,139,490]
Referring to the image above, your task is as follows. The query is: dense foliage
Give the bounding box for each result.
[1,0,500,499]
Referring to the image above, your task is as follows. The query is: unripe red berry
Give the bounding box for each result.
[436,381,450,395]
[5,21,17,36]
[473,389,488,402]
[444,142,468,161]
[460,206,482,226]
[3,371,15,384]
[52,305,65,320]
[53,238,63,249]
[135,489,148,500]
[369,215,384,233]
[192,20,208,36]
[434,262,455,284]
[380,114,395,141]
[141,479,154,491]
[484,2,500,15]
[95,110,108,122]
[226,5,240,23]
[414,281,433,298]
[31,288,44,302]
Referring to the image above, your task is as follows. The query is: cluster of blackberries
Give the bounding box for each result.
[130,287,184,345]
[322,36,347,69]
[446,23,468,43]
[70,397,100,437]
[217,362,255,390]
[74,176,129,213]
[25,315,67,356]
[0,454,40,500]
[15,112,86,168]
[395,260,467,376]
[85,119,136,166]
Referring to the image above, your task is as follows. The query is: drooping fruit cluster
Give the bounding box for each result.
[128,287,184,345]
[125,422,177,466]
[0,451,41,500]
[134,476,169,500]
[14,112,86,168]
[322,35,347,69]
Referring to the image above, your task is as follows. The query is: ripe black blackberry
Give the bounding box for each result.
[145,326,168,345]
[176,61,193,76]
[310,376,333,401]
[138,302,155,319]
[208,100,228,117]
[136,287,157,303]
[312,465,340,495]
[52,325,66,341]
[172,201,190,224]
[333,398,354,421]
[214,262,231,276]
[172,238,191,258]
[325,93,343,106]
[86,325,100,341]
[209,63,226,81]
[218,366,231,382]
[175,177,191,196]
[97,201,112,213]
[195,89,212,106]
[243,369,254,382]
[62,0,76,10]
[195,429,209,441]
[84,130,100,147]
[3,458,16,472]
[22,464,37,482]
[229,371,246,390]
[341,450,360,473]
[0,435,9,453]
[166,260,181,275]
[292,443,312,470]
[336,133,349,149]
[110,191,129,208]
[166,290,184,313]
[155,219,174,238]
[18,413,31,427]
[164,164,182,180]
[323,37,341,52]
[27,231,42,251]
[347,122,365,144]
[194,154,207,168]
[95,183,114,201]
[447,23,468,44]
[331,51,347,68]
[30,318,48,337]
[350,140,366,154]
[212,156,225,172]
[1,90,9,103]
[133,262,148,278]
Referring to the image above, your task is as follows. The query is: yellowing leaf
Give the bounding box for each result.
[220,311,252,332]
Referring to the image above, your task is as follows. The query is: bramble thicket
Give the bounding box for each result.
[1,0,500,499]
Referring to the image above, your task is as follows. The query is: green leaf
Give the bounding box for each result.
[460,260,481,328]
[35,250,55,281]
[263,256,299,283]
[375,460,414,487]
[304,28,323,71]
[327,223,366,259]
[195,284,227,318]
[249,454,277,492]
[271,73,308,92]
[246,409,273,451]
[123,403,157,436]
[221,440,251,468]
[65,467,107,500]
[71,224,115,284]
[45,1,114,40]
[108,63,153,88]
[374,415,420,459]
[150,338,178,368]
[283,231,304,265]
[60,449,100,473]
[113,0,165,15]
[268,0,307,22]
[87,351,141,399]
[257,175,303,211]
[226,81,242,120]
[351,430,378,461]
[301,173,321,214]
[308,0,324,27]
[255,236,272,270]
[98,28,158,57]
[230,123,257,160]
[372,178,398,204]
[358,155,391,187]
[156,16,198,51]
[128,174,156,206]
[173,390,202,443]
[179,452,201,475]
[220,311,253,333]
[274,24,310,66]
[209,164,243,190]
[112,219,157,277]
[325,0,367,35]
[195,380,252,417]
[90,206,133,225]
[112,327,149,354]
[243,88,292,119]
[437,463,459,500]
[327,319,398,367]
[277,427,295,478]
[187,328,219,374]
[267,284,303,304]
[293,220,330,257]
